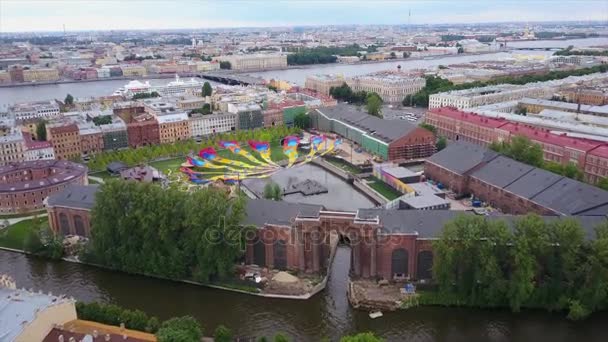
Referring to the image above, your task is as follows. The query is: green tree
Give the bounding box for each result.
[293,113,311,129]
[84,181,248,283]
[419,123,437,134]
[365,92,383,117]
[220,61,231,69]
[93,115,113,126]
[214,325,233,342]
[274,333,290,342]
[23,216,43,253]
[264,181,282,201]
[573,222,608,319]
[436,136,447,151]
[202,82,213,97]
[36,120,47,141]
[64,93,74,106]
[340,332,384,342]
[434,214,511,307]
[563,162,583,180]
[598,177,608,191]
[156,316,202,342]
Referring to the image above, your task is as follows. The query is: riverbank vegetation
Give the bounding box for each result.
[431,214,608,320]
[0,216,64,259]
[76,301,380,341]
[403,64,608,107]
[86,125,301,172]
[82,180,252,283]
[286,44,377,65]
[554,45,608,56]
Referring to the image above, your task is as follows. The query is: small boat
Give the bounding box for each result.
[369,311,383,319]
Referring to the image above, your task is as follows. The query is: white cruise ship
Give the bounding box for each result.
[113,75,204,97]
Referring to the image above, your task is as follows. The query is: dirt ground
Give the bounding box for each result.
[239,264,323,296]
[349,279,418,311]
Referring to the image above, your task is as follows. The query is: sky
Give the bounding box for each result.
[0,0,607,32]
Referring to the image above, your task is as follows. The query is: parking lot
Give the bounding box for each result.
[381,105,427,124]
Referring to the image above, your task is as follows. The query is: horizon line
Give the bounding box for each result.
[1,19,607,34]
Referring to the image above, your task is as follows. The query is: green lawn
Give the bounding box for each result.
[325,158,361,174]
[0,209,46,219]
[149,157,185,173]
[88,171,115,180]
[367,177,403,200]
[0,218,48,250]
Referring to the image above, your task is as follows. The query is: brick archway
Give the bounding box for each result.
[416,250,433,280]
[391,248,409,279]
[273,239,287,270]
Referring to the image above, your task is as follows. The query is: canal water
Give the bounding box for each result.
[1,248,607,341]
[2,38,606,107]
[242,163,376,211]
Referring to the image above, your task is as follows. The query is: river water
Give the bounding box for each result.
[2,38,606,108]
[1,248,607,341]
[243,163,375,211]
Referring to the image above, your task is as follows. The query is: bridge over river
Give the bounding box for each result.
[198,72,266,86]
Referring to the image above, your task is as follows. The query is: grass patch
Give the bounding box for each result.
[367,177,402,200]
[149,157,185,173]
[0,218,48,250]
[88,171,114,180]
[0,209,46,219]
[87,177,102,185]
[325,158,361,174]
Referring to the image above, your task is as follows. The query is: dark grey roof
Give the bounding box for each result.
[427,142,498,174]
[316,105,417,143]
[470,156,535,188]
[504,168,563,199]
[244,199,323,227]
[369,209,606,240]
[106,161,128,173]
[375,210,460,237]
[46,184,100,210]
[530,178,608,216]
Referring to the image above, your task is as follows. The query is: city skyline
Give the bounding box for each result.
[0,0,607,32]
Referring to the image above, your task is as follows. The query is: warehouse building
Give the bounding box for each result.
[310,105,436,161]
[424,142,608,216]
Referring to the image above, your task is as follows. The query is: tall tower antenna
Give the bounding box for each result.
[408,9,411,38]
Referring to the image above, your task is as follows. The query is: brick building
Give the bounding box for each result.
[311,105,436,161]
[47,184,98,237]
[78,125,104,157]
[46,122,81,160]
[425,107,608,183]
[157,113,191,144]
[0,160,88,214]
[114,103,160,148]
[425,142,608,216]
[243,199,605,281]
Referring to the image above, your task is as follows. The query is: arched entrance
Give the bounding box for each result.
[416,250,433,280]
[253,236,266,267]
[59,213,70,236]
[391,248,408,279]
[273,239,287,270]
[74,215,85,237]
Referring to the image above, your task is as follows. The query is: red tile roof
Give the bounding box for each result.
[499,122,602,152]
[430,107,604,153]
[588,144,608,159]
[22,132,52,150]
[428,107,507,129]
